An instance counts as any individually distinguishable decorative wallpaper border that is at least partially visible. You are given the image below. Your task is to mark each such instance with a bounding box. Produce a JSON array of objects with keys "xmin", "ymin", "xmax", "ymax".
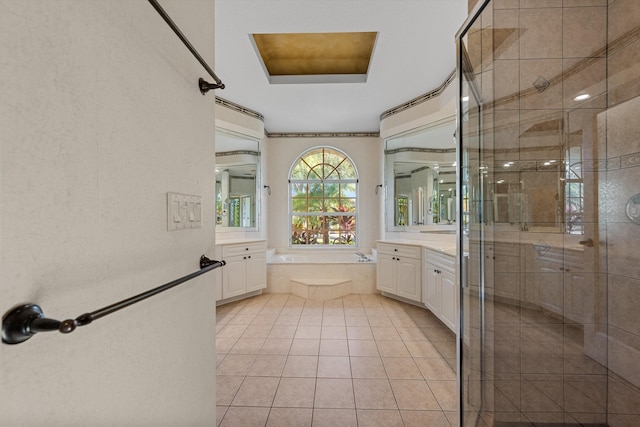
[
  {"xmin": 216, "ymin": 150, "xmax": 259, "ymax": 157},
  {"xmin": 215, "ymin": 96, "xmax": 264, "ymax": 122},
  {"xmin": 379, "ymin": 69, "xmax": 456, "ymax": 121},
  {"xmin": 385, "ymin": 147, "xmax": 456, "ymax": 155},
  {"xmin": 266, "ymin": 131, "xmax": 380, "ymax": 138}
]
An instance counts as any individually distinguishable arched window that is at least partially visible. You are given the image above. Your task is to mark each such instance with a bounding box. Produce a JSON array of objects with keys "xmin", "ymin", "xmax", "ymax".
[{"xmin": 289, "ymin": 147, "xmax": 358, "ymax": 246}]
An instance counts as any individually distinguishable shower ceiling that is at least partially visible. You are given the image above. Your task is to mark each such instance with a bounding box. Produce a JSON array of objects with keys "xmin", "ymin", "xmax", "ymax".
[{"xmin": 214, "ymin": 0, "xmax": 468, "ymax": 134}]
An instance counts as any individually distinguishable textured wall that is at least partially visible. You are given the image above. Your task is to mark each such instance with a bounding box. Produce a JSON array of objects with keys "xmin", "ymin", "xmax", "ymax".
[{"xmin": 0, "ymin": 1, "xmax": 217, "ymax": 425}]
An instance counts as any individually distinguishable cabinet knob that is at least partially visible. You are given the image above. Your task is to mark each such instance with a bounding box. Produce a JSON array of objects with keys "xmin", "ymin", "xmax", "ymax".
[
  {"xmin": 248, "ymin": 255, "xmax": 251, "ymax": 259},
  {"xmin": 245, "ymin": 247, "xmax": 249, "ymax": 250},
  {"xmin": 394, "ymin": 248, "xmax": 398, "ymax": 252},
  {"xmin": 396, "ymin": 258, "xmax": 400, "ymax": 261}
]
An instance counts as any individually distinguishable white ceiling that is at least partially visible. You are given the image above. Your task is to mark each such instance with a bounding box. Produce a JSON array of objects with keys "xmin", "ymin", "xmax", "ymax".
[{"xmin": 214, "ymin": 0, "xmax": 468, "ymax": 134}]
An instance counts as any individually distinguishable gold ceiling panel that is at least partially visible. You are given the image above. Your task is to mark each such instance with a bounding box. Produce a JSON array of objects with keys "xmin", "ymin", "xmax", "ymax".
[{"xmin": 253, "ymin": 32, "xmax": 377, "ymax": 76}]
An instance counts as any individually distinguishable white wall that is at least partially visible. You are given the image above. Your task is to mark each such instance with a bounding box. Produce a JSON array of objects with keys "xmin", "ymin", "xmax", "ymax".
[
  {"xmin": 265, "ymin": 136, "xmax": 384, "ymax": 252},
  {"xmin": 0, "ymin": 1, "xmax": 217, "ymax": 425}
]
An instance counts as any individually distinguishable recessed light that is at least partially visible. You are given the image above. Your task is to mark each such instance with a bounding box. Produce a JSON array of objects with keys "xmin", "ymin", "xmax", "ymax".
[
  {"xmin": 504, "ymin": 163, "xmax": 511, "ymax": 168},
  {"xmin": 574, "ymin": 94, "xmax": 591, "ymax": 101},
  {"xmin": 462, "ymin": 96, "xmax": 469, "ymax": 102}
]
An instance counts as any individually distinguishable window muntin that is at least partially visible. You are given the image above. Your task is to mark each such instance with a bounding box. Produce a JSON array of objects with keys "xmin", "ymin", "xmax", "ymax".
[{"xmin": 289, "ymin": 147, "xmax": 357, "ymax": 246}]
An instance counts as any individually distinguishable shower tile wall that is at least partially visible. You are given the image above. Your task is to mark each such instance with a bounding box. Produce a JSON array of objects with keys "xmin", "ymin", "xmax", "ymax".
[{"xmin": 463, "ymin": 0, "xmax": 640, "ymax": 425}]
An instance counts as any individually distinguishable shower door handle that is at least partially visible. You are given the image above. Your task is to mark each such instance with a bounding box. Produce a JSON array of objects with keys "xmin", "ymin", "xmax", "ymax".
[{"xmin": 579, "ymin": 238, "xmax": 594, "ymax": 247}]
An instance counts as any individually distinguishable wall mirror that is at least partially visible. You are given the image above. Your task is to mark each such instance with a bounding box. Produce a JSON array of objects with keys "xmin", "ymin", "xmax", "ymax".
[
  {"xmin": 385, "ymin": 117, "xmax": 457, "ymax": 232},
  {"xmin": 215, "ymin": 128, "xmax": 260, "ymax": 230}
]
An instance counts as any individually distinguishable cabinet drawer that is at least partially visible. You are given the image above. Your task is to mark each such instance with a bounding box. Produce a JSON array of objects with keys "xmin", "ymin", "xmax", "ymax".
[
  {"xmin": 377, "ymin": 243, "xmax": 421, "ymax": 259},
  {"xmin": 424, "ymin": 249, "xmax": 455, "ymax": 272},
  {"xmin": 222, "ymin": 241, "xmax": 266, "ymax": 257}
]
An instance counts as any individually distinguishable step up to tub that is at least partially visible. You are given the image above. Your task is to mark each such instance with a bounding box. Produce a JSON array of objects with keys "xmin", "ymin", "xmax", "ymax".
[{"xmin": 290, "ymin": 278, "xmax": 352, "ymax": 300}]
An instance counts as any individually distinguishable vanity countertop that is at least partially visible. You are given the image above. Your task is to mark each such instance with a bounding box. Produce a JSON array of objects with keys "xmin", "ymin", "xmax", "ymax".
[
  {"xmin": 377, "ymin": 238, "xmax": 457, "ymax": 257},
  {"xmin": 216, "ymin": 238, "xmax": 266, "ymax": 246}
]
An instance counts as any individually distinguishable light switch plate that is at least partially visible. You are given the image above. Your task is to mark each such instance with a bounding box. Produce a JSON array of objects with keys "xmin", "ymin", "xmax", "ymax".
[{"xmin": 168, "ymin": 192, "xmax": 202, "ymax": 231}]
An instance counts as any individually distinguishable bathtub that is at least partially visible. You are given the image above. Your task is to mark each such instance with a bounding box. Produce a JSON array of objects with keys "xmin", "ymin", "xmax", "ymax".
[{"xmin": 266, "ymin": 249, "xmax": 378, "ymax": 296}]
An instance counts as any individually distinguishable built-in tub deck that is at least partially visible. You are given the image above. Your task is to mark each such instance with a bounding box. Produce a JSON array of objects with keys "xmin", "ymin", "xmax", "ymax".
[{"xmin": 266, "ymin": 250, "xmax": 377, "ymax": 298}]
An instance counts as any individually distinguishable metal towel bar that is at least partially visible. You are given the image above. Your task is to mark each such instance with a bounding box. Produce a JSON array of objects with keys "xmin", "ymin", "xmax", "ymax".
[{"xmin": 2, "ymin": 255, "xmax": 225, "ymax": 345}]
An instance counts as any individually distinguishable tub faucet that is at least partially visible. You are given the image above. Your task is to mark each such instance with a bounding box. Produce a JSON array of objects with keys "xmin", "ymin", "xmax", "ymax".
[{"xmin": 355, "ymin": 252, "xmax": 370, "ymax": 262}]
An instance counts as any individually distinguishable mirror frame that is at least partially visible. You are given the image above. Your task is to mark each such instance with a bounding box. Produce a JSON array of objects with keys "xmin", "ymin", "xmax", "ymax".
[
  {"xmin": 384, "ymin": 116, "xmax": 457, "ymax": 232},
  {"xmin": 215, "ymin": 128, "xmax": 261, "ymax": 232}
]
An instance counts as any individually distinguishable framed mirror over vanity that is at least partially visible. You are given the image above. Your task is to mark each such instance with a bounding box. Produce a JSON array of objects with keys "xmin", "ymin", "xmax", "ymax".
[
  {"xmin": 215, "ymin": 128, "xmax": 261, "ymax": 230},
  {"xmin": 384, "ymin": 116, "xmax": 457, "ymax": 232}
]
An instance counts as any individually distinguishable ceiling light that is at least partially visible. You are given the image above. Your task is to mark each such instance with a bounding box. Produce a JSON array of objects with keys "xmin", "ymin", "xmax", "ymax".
[
  {"xmin": 504, "ymin": 163, "xmax": 511, "ymax": 167},
  {"xmin": 574, "ymin": 94, "xmax": 591, "ymax": 101},
  {"xmin": 462, "ymin": 96, "xmax": 469, "ymax": 102}
]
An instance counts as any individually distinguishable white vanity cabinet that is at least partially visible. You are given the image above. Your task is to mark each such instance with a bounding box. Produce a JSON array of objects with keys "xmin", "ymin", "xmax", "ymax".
[
  {"xmin": 423, "ymin": 249, "xmax": 457, "ymax": 332},
  {"xmin": 376, "ymin": 243, "xmax": 422, "ymax": 303},
  {"xmin": 217, "ymin": 240, "xmax": 266, "ymax": 301}
]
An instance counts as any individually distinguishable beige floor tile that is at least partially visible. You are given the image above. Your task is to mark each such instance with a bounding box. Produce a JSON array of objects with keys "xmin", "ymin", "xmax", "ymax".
[
  {"xmin": 372, "ymin": 327, "xmax": 402, "ymax": 341},
  {"xmin": 295, "ymin": 325, "xmax": 322, "ymax": 339},
  {"xmin": 323, "ymin": 307, "xmax": 345, "ymax": 316},
  {"xmin": 216, "ymin": 352, "xmax": 226, "ymax": 367},
  {"xmin": 227, "ymin": 314, "xmax": 257, "ymax": 325},
  {"xmin": 290, "ymin": 338, "xmax": 320, "ymax": 356},
  {"xmin": 414, "ymin": 357, "xmax": 456, "ymax": 380},
  {"xmin": 215, "ymin": 337, "xmax": 239, "ymax": 353},
  {"xmin": 347, "ymin": 339, "xmax": 378, "ymax": 357},
  {"xmin": 390, "ymin": 379, "xmax": 440, "ymax": 410},
  {"xmin": 283, "ymin": 355, "xmax": 318, "ymax": 377},
  {"xmin": 428, "ymin": 380, "xmax": 457, "ymax": 411},
  {"xmin": 312, "ymin": 408, "xmax": 357, "ymax": 427},
  {"xmin": 272, "ymin": 377, "xmax": 316, "ymax": 408},
  {"xmin": 217, "ymin": 323, "xmax": 249, "ymax": 338},
  {"xmin": 217, "ymin": 354, "xmax": 256, "ymax": 376},
  {"xmin": 299, "ymin": 315, "xmax": 323, "ymax": 325},
  {"xmin": 365, "ymin": 307, "xmax": 388, "ymax": 317},
  {"xmin": 314, "ymin": 378, "xmax": 355, "ymax": 408},
  {"xmin": 280, "ymin": 306, "xmax": 304, "ymax": 316},
  {"xmin": 229, "ymin": 337, "xmax": 265, "ymax": 354},
  {"xmin": 382, "ymin": 357, "xmax": 423, "ymax": 379},
  {"xmin": 319, "ymin": 339, "xmax": 349, "ymax": 356},
  {"xmin": 216, "ymin": 406, "xmax": 227, "ymax": 427},
  {"xmin": 345, "ymin": 315, "xmax": 369, "ymax": 326},
  {"xmin": 353, "ymin": 379, "xmax": 398, "ymax": 409},
  {"xmin": 344, "ymin": 307, "xmax": 366, "ymax": 316},
  {"xmin": 231, "ymin": 376, "xmax": 280, "ymax": 407},
  {"xmin": 318, "ymin": 356, "xmax": 352, "ymax": 378},
  {"xmin": 350, "ymin": 356, "xmax": 387, "ymax": 379},
  {"xmin": 216, "ymin": 375, "xmax": 244, "ymax": 405},
  {"xmin": 404, "ymin": 340, "xmax": 441, "ymax": 358},
  {"xmin": 366, "ymin": 315, "xmax": 394, "ymax": 327},
  {"xmin": 267, "ymin": 407, "xmax": 313, "ymax": 427},
  {"xmin": 396, "ymin": 327, "xmax": 428, "ymax": 341},
  {"xmin": 346, "ymin": 326, "xmax": 374, "ymax": 340},
  {"xmin": 376, "ymin": 340, "xmax": 411, "ymax": 358},
  {"xmin": 444, "ymin": 410, "xmax": 459, "ymax": 426},
  {"xmin": 242, "ymin": 324, "xmax": 273, "ymax": 338},
  {"xmin": 248, "ymin": 354, "xmax": 287, "ymax": 377},
  {"xmin": 390, "ymin": 316, "xmax": 420, "ymax": 328},
  {"xmin": 260, "ymin": 306, "xmax": 283, "ymax": 315},
  {"xmin": 274, "ymin": 317, "xmax": 300, "ymax": 328},
  {"xmin": 423, "ymin": 326, "xmax": 456, "ymax": 342},
  {"xmin": 323, "ymin": 300, "xmax": 344, "ymax": 309},
  {"xmin": 356, "ymin": 409, "xmax": 404, "ymax": 427},
  {"xmin": 219, "ymin": 406, "xmax": 269, "ymax": 427},
  {"xmin": 260, "ymin": 338, "xmax": 293, "ymax": 355},
  {"xmin": 400, "ymin": 410, "xmax": 451, "ymax": 427},
  {"xmin": 252, "ymin": 314, "xmax": 279, "ymax": 326},
  {"xmin": 321, "ymin": 325, "xmax": 347, "ymax": 339},
  {"xmin": 268, "ymin": 325, "xmax": 297, "ymax": 339},
  {"xmin": 322, "ymin": 315, "xmax": 346, "ymax": 326}
]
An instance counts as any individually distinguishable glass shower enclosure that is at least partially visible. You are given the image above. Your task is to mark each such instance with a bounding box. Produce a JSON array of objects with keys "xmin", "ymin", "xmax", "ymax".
[{"xmin": 457, "ymin": 1, "xmax": 640, "ymax": 426}]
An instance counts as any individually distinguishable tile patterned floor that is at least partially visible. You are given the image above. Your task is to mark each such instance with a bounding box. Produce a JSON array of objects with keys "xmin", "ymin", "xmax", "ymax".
[{"xmin": 215, "ymin": 293, "xmax": 458, "ymax": 427}]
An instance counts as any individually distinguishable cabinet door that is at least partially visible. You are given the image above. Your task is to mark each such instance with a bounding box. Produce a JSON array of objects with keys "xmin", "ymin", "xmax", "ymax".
[
  {"xmin": 423, "ymin": 261, "xmax": 440, "ymax": 313},
  {"xmin": 246, "ymin": 251, "xmax": 266, "ymax": 292},
  {"xmin": 222, "ymin": 255, "xmax": 246, "ymax": 299},
  {"xmin": 440, "ymin": 269, "xmax": 457, "ymax": 332},
  {"xmin": 376, "ymin": 253, "xmax": 396, "ymax": 293},
  {"xmin": 396, "ymin": 257, "xmax": 421, "ymax": 302}
]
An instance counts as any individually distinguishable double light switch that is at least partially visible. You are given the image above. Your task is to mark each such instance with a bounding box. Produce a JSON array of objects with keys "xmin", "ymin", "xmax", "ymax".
[{"xmin": 167, "ymin": 192, "xmax": 202, "ymax": 231}]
